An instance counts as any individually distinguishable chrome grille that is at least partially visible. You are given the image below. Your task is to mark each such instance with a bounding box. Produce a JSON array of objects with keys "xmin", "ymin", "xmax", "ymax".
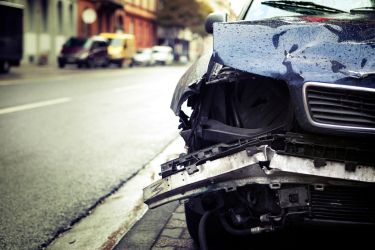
[{"xmin": 304, "ymin": 83, "xmax": 375, "ymax": 130}]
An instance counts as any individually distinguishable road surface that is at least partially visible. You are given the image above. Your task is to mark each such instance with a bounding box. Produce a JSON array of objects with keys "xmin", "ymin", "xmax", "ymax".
[{"xmin": 0, "ymin": 65, "xmax": 188, "ymax": 250}]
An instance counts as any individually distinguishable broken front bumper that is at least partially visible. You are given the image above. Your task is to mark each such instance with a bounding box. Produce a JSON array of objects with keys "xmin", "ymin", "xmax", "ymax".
[{"xmin": 144, "ymin": 134, "xmax": 375, "ymax": 209}]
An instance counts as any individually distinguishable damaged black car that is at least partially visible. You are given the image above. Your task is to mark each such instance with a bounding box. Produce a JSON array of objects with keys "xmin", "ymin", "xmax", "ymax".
[{"xmin": 144, "ymin": 0, "xmax": 375, "ymax": 247}]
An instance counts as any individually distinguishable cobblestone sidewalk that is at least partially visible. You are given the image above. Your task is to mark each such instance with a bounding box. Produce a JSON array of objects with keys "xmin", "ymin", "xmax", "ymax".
[
  {"xmin": 114, "ymin": 202, "xmax": 197, "ymax": 250},
  {"xmin": 151, "ymin": 205, "xmax": 197, "ymax": 250}
]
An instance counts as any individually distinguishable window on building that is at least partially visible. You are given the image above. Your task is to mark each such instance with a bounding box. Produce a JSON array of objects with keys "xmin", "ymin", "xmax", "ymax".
[
  {"xmin": 116, "ymin": 15, "xmax": 124, "ymax": 32},
  {"xmin": 106, "ymin": 13, "xmax": 111, "ymax": 31},
  {"xmin": 41, "ymin": 0, "xmax": 48, "ymax": 32},
  {"xmin": 69, "ymin": 4, "xmax": 74, "ymax": 31},
  {"xmin": 129, "ymin": 19, "xmax": 134, "ymax": 34},
  {"xmin": 27, "ymin": 0, "xmax": 34, "ymax": 31},
  {"xmin": 57, "ymin": 1, "xmax": 63, "ymax": 34}
]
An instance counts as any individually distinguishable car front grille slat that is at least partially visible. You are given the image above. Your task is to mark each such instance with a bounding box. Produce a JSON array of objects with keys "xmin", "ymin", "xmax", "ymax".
[
  {"xmin": 309, "ymin": 99, "xmax": 375, "ymax": 113},
  {"xmin": 305, "ymin": 84, "xmax": 375, "ymax": 129},
  {"xmin": 313, "ymin": 114, "xmax": 375, "ymax": 126},
  {"xmin": 309, "ymin": 186, "xmax": 375, "ymax": 223},
  {"xmin": 311, "ymin": 107, "xmax": 375, "ymax": 119}
]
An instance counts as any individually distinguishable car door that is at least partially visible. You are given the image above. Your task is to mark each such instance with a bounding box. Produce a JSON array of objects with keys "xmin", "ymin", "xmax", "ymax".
[{"xmin": 98, "ymin": 41, "xmax": 109, "ymax": 64}]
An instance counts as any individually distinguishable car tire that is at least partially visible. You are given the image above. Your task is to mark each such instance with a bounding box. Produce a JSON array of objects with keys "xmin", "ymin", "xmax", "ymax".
[
  {"xmin": 0, "ymin": 60, "xmax": 11, "ymax": 73},
  {"xmin": 184, "ymin": 202, "xmax": 202, "ymax": 242},
  {"xmin": 86, "ymin": 59, "xmax": 95, "ymax": 68},
  {"xmin": 102, "ymin": 59, "xmax": 109, "ymax": 68},
  {"xmin": 117, "ymin": 61, "xmax": 123, "ymax": 68},
  {"xmin": 58, "ymin": 62, "xmax": 65, "ymax": 69},
  {"xmin": 129, "ymin": 60, "xmax": 134, "ymax": 68}
]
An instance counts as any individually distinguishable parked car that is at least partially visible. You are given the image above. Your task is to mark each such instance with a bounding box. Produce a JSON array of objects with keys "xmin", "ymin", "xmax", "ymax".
[
  {"xmin": 0, "ymin": 1, "xmax": 23, "ymax": 73},
  {"xmin": 133, "ymin": 48, "xmax": 155, "ymax": 66},
  {"xmin": 144, "ymin": 0, "xmax": 375, "ymax": 247},
  {"xmin": 99, "ymin": 33, "xmax": 136, "ymax": 67},
  {"xmin": 58, "ymin": 36, "xmax": 109, "ymax": 68},
  {"xmin": 152, "ymin": 46, "xmax": 174, "ymax": 65}
]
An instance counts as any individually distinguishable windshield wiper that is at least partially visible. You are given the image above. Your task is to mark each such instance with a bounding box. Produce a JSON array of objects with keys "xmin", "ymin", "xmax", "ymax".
[{"xmin": 262, "ymin": 1, "xmax": 346, "ymax": 15}]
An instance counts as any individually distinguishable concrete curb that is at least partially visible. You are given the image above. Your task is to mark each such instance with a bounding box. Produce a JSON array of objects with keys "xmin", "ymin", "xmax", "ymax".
[{"xmin": 47, "ymin": 137, "xmax": 185, "ymax": 250}]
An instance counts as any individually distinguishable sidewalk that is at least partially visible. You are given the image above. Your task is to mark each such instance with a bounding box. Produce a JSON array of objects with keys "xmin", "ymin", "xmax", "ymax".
[
  {"xmin": 114, "ymin": 203, "xmax": 197, "ymax": 250},
  {"xmin": 0, "ymin": 64, "xmax": 79, "ymax": 84},
  {"xmin": 46, "ymin": 138, "xmax": 186, "ymax": 250}
]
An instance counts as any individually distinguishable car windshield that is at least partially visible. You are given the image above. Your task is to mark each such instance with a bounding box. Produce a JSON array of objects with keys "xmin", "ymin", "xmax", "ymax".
[
  {"xmin": 245, "ymin": 0, "xmax": 375, "ymax": 20},
  {"xmin": 64, "ymin": 38, "xmax": 86, "ymax": 48},
  {"xmin": 153, "ymin": 47, "xmax": 171, "ymax": 53},
  {"xmin": 110, "ymin": 38, "xmax": 123, "ymax": 47},
  {"xmin": 83, "ymin": 39, "xmax": 94, "ymax": 49},
  {"xmin": 137, "ymin": 49, "xmax": 151, "ymax": 54}
]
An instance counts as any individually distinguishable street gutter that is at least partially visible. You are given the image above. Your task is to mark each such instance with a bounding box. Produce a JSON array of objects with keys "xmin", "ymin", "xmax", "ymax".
[{"xmin": 46, "ymin": 137, "xmax": 185, "ymax": 250}]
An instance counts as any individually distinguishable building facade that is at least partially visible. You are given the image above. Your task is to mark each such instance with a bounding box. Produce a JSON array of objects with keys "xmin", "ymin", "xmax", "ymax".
[
  {"xmin": 5, "ymin": 0, "xmax": 77, "ymax": 65},
  {"xmin": 207, "ymin": 0, "xmax": 237, "ymax": 20},
  {"xmin": 76, "ymin": 0, "xmax": 157, "ymax": 48},
  {"xmin": 76, "ymin": 0, "xmax": 126, "ymax": 37},
  {"xmin": 124, "ymin": 0, "xmax": 157, "ymax": 48}
]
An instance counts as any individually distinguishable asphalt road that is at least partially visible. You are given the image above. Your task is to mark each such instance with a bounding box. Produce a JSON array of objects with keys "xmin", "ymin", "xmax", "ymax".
[{"xmin": 0, "ymin": 65, "xmax": 188, "ymax": 250}]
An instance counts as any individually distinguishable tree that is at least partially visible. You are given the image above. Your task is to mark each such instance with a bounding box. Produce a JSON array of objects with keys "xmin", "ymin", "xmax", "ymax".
[{"xmin": 157, "ymin": 0, "xmax": 213, "ymax": 36}]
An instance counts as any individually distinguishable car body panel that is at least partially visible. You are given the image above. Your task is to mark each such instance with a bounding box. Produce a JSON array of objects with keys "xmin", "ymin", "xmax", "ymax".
[
  {"xmin": 152, "ymin": 46, "xmax": 174, "ymax": 65},
  {"xmin": 133, "ymin": 48, "xmax": 155, "ymax": 65},
  {"xmin": 58, "ymin": 37, "xmax": 109, "ymax": 67},
  {"xmin": 146, "ymin": 4, "xmax": 375, "ymax": 235},
  {"xmin": 212, "ymin": 15, "xmax": 375, "ymax": 84},
  {"xmin": 100, "ymin": 33, "xmax": 136, "ymax": 62},
  {"xmin": 171, "ymin": 14, "xmax": 375, "ymax": 135}
]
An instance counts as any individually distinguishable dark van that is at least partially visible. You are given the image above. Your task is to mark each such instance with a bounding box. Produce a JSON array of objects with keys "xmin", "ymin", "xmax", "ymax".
[
  {"xmin": 58, "ymin": 36, "xmax": 109, "ymax": 68},
  {"xmin": 0, "ymin": 2, "xmax": 23, "ymax": 73}
]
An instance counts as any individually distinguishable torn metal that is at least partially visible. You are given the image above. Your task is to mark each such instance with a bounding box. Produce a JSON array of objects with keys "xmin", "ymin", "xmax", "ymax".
[
  {"xmin": 144, "ymin": 134, "xmax": 375, "ymax": 208},
  {"xmin": 150, "ymin": 10, "xmax": 375, "ymax": 236}
]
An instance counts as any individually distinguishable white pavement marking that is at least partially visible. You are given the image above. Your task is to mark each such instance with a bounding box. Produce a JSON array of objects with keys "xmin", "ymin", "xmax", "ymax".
[
  {"xmin": 47, "ymin": 137, "xmax": 185, "ymax": 250},
  {"xmin": 0, "ymin": 98, "xmax": 71, "ymax": 115}
]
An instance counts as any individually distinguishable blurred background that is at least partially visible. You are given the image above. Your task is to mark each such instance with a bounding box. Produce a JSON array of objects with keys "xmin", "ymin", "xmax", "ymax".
[
  {"xmin": 0, "ymin": 1, "xmax": 245, "ymax": 250},
  {"xmin": 1, "ymin": 0, "xmax": 244, "ymax": 70}
]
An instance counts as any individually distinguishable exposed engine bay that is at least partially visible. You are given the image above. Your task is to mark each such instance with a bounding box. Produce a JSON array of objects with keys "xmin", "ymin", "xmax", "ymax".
[
  {"xmin": 144, "ymin": 9, "xmax": 375, "ymax": 246},
  {"xmin": 144, "ymin": 67, "xmax": 375, "ymax": 238}
]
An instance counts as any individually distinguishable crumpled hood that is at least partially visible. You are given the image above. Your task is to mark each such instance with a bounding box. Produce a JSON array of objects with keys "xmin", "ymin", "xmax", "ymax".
[
  {"xmin": 171, "ymin": 14, "xmax": 375, "ymax": 115},
  {"xmin": 213, "ymin": 14, "xmax": 375, "ymax": 84}
]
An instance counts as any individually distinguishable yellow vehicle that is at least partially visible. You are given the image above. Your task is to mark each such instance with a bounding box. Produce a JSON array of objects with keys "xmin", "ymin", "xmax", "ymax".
[{"xmin": 99, "ymin": 33, "xmax": 136, "ymax": 67}]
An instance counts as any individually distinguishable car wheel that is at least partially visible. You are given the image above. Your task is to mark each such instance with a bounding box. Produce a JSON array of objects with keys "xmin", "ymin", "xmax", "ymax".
[
  {"xmin": 117, "ymin": 61, "xmax": 123, "ymax": 68},
  {"xmin": 102, "ymin": 59, "xmax": 110, "ymax": 68},
  {"xmin": 58, "ymin": 62, "xmax": 65, "ymax": 69},
  {"xmin": 184, "ymin": 202, "xmax": 202, "ymax": 242},
  {"xmin": 86, "ymin": 59, "xmax": 95, "ymax": 68},
  {"xmin": 0, "ymin": 60, "xmax": 11, "ymax": 73}
]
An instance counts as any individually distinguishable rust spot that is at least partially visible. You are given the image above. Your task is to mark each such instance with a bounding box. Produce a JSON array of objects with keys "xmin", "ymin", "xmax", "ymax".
[{"xmin": 100, "ymin": 202, "xmax": 146, "ymax": 250}]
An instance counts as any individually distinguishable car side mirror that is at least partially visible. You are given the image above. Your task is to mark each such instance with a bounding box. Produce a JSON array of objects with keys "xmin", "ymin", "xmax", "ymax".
[{"xmin": 205, "ymin": 12, "xmax": 228, "ymax": 34}]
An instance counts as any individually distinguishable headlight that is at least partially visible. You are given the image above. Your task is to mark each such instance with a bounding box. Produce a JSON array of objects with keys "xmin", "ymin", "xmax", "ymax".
[{"xmin": 79, "ymin": 52, "xmax": 89, "ymax": 59}]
